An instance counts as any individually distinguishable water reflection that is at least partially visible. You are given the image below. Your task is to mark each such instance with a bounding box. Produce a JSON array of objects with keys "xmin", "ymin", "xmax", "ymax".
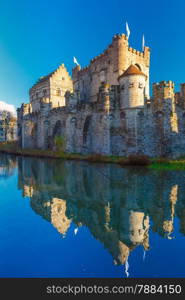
[
  {"xmin": 13, "ymin": 156, "xmax": 185, "ymax": 266},
  {"xmin": 0, "ymin": 155, "xmax": 17, "ymax": 179}
]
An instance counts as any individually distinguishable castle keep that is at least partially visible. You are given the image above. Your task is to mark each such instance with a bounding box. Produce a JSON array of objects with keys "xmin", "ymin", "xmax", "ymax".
[{"xmin": 17, "ymin": 33, "xmax": 185, "ymax": 157}]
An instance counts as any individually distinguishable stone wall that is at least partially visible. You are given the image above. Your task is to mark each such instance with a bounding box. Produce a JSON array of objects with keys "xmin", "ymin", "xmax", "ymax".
[
  {"xmin": 18, "ymin": 81, "xmax": 185, "ymax": 158},
  {"xmin": 72, "ymin": 34, "xmax": 150, "ymax": 103},
  {"xmin": 0, "ymin": 112, "xmax": 17, "ymax": 142},
  {"xmin": 17, "ymin": 33, "xmax": 185, "ymax": 158},
  {"xmin": 29, "ymin": 64, "xmax": 73, "ymax": 113}
]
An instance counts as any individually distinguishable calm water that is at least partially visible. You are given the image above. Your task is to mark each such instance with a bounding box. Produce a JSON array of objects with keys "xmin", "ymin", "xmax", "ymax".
[{"xmin": 0, "ymin": 154, "xmax": 185, "ymax": 278}]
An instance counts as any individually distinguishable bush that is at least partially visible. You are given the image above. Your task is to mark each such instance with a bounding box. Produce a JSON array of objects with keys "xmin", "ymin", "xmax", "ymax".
[
  {"xmin": 119, "ymin": 154, "xmax": 151, "ymax": 166},
  {"xmin": 54, "ymin": 136, "xmax": 66, "ymax": 151}
]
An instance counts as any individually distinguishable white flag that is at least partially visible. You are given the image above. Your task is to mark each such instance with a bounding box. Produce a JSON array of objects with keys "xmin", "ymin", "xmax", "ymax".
[
  {"xmin": 73, "ymin": 56, "xmax": 79, "ymax": 65},
  {"xmin": 125, "ymin": 258, "xmax": 129, "ymax": 278},
  {"xmin": 142, "ymin": 34, "xmax": 145, "ymax": 51},
  {"xmin": 74, "ymin": 228, "xmax": 78, "ymax": 235},
  {"xmin": 126, "ymin": 22, "xmax": 130, "ymax": 39}
]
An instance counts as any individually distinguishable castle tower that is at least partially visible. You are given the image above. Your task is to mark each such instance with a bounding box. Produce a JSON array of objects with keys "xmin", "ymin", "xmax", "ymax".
[
  {"xmin": 177, "ymin": 83, "xmax": 185, "ymax": 108},
  {"xmin": 180, "ymin": 83, "xmax": 185, "ymax": 100},
  {"xmin": 72, "ymin": 64, "xmax": 81, "ymax": 98},
  {"xmin": 71, "ymin": 34, "xmax": 150, "ymax": 103},
  {"xmin": 98, "ymin": 83, "xmax": 111, "ymax": 111},
  {"xmin": 111, "ymin": 34, "xmax": 129, "ymax": 75},
  {"xmin": 152, "ymin": 81, "xmax": 175, "ymax": 111},
  {"xmin": 51, "ymin": 198, "xmax": 71, "ymax": 236},
  {"xmin": 118, "ymin": 64, "xmax": 147, "ymax": 109}
]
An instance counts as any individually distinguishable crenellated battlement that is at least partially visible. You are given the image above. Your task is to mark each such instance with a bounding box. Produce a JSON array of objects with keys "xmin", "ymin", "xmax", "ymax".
[
  {"xmin": 128, "ymin": 47, "xmax": 143, "ymax": 56},
  {"xmin": 152, "ymin": 81, "xmax": 176, "ymax": 112},
  {"xmin": 90, "ymin": 52, "xmax": 107, "ymax": 63},
  {"xmin": 112, "ymin": 33, "xmax": 128, "ymax": 41},
  {"xmin": 72, "ymin": 32, "xmax": 150, "ymax": 101},
  {"xmin": 17, "ymin": 28, "xmax": 185, "ymax": 158},
  {"xmin": 153, "ymin": 81, "xmax": 175, "ymax": 97},
  {"xmin": 153, "ymin": 80, "xmax": 174, "ymax": 88},
  {"xmin": 72, "ymin": 32, "xmax": 149, "ymax": 75}
]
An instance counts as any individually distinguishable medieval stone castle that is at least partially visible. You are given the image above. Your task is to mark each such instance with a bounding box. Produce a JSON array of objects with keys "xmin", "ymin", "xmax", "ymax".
[{"xmin": 17, "ymin": 32, "xmax": 185, "ymax": 157}]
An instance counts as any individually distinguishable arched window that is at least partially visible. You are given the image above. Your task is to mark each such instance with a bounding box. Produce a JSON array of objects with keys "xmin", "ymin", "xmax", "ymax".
[
  {"xmin": 70, "ymin": 117, "xmax": 77, "ymax": 125},
  {"xmin": 53, "ymin": 120, "xmax": 62, "ymax": 137},
  {"xmin": 43, "ymin": 89, "xmax": 47, "ymax": 96},
  {"xmin": 138, "ymin": 111, "xmax": 144, "ymax": 117},
  {"xmin": 135, "ymin": 64, "xmax": 142, "ymax": 71}
]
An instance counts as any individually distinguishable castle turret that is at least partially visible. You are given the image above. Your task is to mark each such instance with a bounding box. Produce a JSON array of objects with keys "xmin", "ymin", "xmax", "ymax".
[
  {"xmin": 173, "ymin": 83, "xmax": 185, "ymax": 108},
  {"xmin": 180, "ymin": 83, "xmax": 185, "ymax": 99},
  {"xmin": 118, "ymin": 64, "xmax": 147, "ymax": 109},
  {"xmin": 98, "ymin": 83, "xmax": 111, "ymax": 111},
  {"xmin": 21, "ymin": 103, "xmax": 31, "ymax": 116},
  {"xmin": 178, "ymin": 83, "xmax": 185, "ymax": 108},
  {"xmin": 152, "ymin": 81, "xmax": 175, "ymax": 111},
  {"xmin": 111, "ymin": 34, "xmax": 129, "ymax": 75}
]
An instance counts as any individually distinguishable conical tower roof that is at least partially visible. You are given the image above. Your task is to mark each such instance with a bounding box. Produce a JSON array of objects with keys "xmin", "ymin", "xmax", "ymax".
[{"xmin": 118, "ymin": 64, "xmax": 147, "ymax": 80}]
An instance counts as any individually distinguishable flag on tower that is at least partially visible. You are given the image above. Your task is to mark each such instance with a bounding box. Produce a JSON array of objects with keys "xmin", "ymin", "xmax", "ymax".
[
  {"xmin": 126, "ymin": 22, "xmax": 130, "ymax": 39},
  {"xmin": 142, "ymin": 34, "xmax": 145, "ymax": 51},
  {"xmin": 73, "ymin": 56, "xmax": 79, "ymax": 65}
]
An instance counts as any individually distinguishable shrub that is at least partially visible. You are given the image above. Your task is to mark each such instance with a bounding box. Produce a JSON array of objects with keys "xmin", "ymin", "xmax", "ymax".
[{"xmin": 54, "ymin": 136, "xmax": 66, "ymax": 151}]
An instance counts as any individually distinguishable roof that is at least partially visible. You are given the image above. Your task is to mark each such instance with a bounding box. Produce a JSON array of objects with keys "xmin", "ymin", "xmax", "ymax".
[
  {"xmin": 35, "ymin": 71, "xmax": 55, "ymax": 85},
  {"xmin": 30, "ymin": 63, "xmax": 70, "ymax": 90},
  {"xmin": 118, "ymin": 64, "xmax": 147, "ymax": 79}
]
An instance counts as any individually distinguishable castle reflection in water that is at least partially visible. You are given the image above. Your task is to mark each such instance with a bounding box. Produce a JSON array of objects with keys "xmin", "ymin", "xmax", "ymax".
[
  {"xmin": 3, "ymin": 154, "xmax": 185, "ymax": 266},
  {"xmin": 0, "ymin": 155, "xmax": 17, "ymax": 179}
]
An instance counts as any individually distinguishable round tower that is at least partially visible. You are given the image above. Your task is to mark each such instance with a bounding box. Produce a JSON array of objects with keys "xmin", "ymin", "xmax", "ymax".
[{"xmin": 118, "ymin": 64, "xmax": 147, "ymax": 109}]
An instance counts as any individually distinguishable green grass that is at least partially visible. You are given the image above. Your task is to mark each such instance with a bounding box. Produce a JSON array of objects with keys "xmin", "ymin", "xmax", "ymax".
[
  {"xmin": 150, "ymin": 159, "xmax": 185, "ymax": 171},
  {"xmin": 1, "ymin": 141, "xmax": 185, "ymax": 170}
]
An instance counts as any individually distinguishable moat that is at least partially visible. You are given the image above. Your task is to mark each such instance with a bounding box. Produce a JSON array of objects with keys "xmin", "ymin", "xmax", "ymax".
[{"xmin": 0, "ymin": 153, "xmax": 185, "ymax": 278}]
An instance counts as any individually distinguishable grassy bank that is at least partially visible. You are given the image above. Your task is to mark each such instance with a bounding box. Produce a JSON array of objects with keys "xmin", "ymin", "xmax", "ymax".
[
  {"xmin": 0, "ymin": 141, "xmax": 124, "ymax": 163},
  {"xmin": 1, "ymin": 141, "xmax": 185, "ymax": 170},
  {"xmin": 150, "ymin": 159, "xmax": 185, "ymax": 171}
]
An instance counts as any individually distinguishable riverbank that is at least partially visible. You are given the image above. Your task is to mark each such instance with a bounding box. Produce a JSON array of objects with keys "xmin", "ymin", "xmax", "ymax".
[{"xmin": 1, "ymin": 141, "xmax": 185, "ymax": 170}]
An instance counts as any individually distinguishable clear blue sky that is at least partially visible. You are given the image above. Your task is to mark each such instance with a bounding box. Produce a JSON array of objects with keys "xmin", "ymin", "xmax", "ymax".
[{"xmin": 0, "ymin": 0, "xmax": 185, "ymax": 108}]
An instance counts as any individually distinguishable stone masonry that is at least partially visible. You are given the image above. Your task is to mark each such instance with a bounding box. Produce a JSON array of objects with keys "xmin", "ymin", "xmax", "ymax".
[
  {"xmin": 17, "ymin": 33, "xmax": 185, "ymax": 158},
  {"xmin": 0, "ymin": 111, "xmax": 17, "ymax": 142}
]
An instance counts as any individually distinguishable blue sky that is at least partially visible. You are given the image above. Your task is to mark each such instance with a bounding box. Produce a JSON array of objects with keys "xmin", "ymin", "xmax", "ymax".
[{"xmin": 0, "ymin": 0, "xmax": 185, "ymax": 109}]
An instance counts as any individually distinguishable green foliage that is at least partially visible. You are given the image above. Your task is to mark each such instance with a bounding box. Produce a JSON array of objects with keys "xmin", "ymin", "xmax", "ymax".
[
  {"xmin": 150, "ymin": 160, "xmax": 185, "ymax": 171},
  {"xmin": 54, "ymin": 136, "xmax": 66, "ymax": 151}
]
